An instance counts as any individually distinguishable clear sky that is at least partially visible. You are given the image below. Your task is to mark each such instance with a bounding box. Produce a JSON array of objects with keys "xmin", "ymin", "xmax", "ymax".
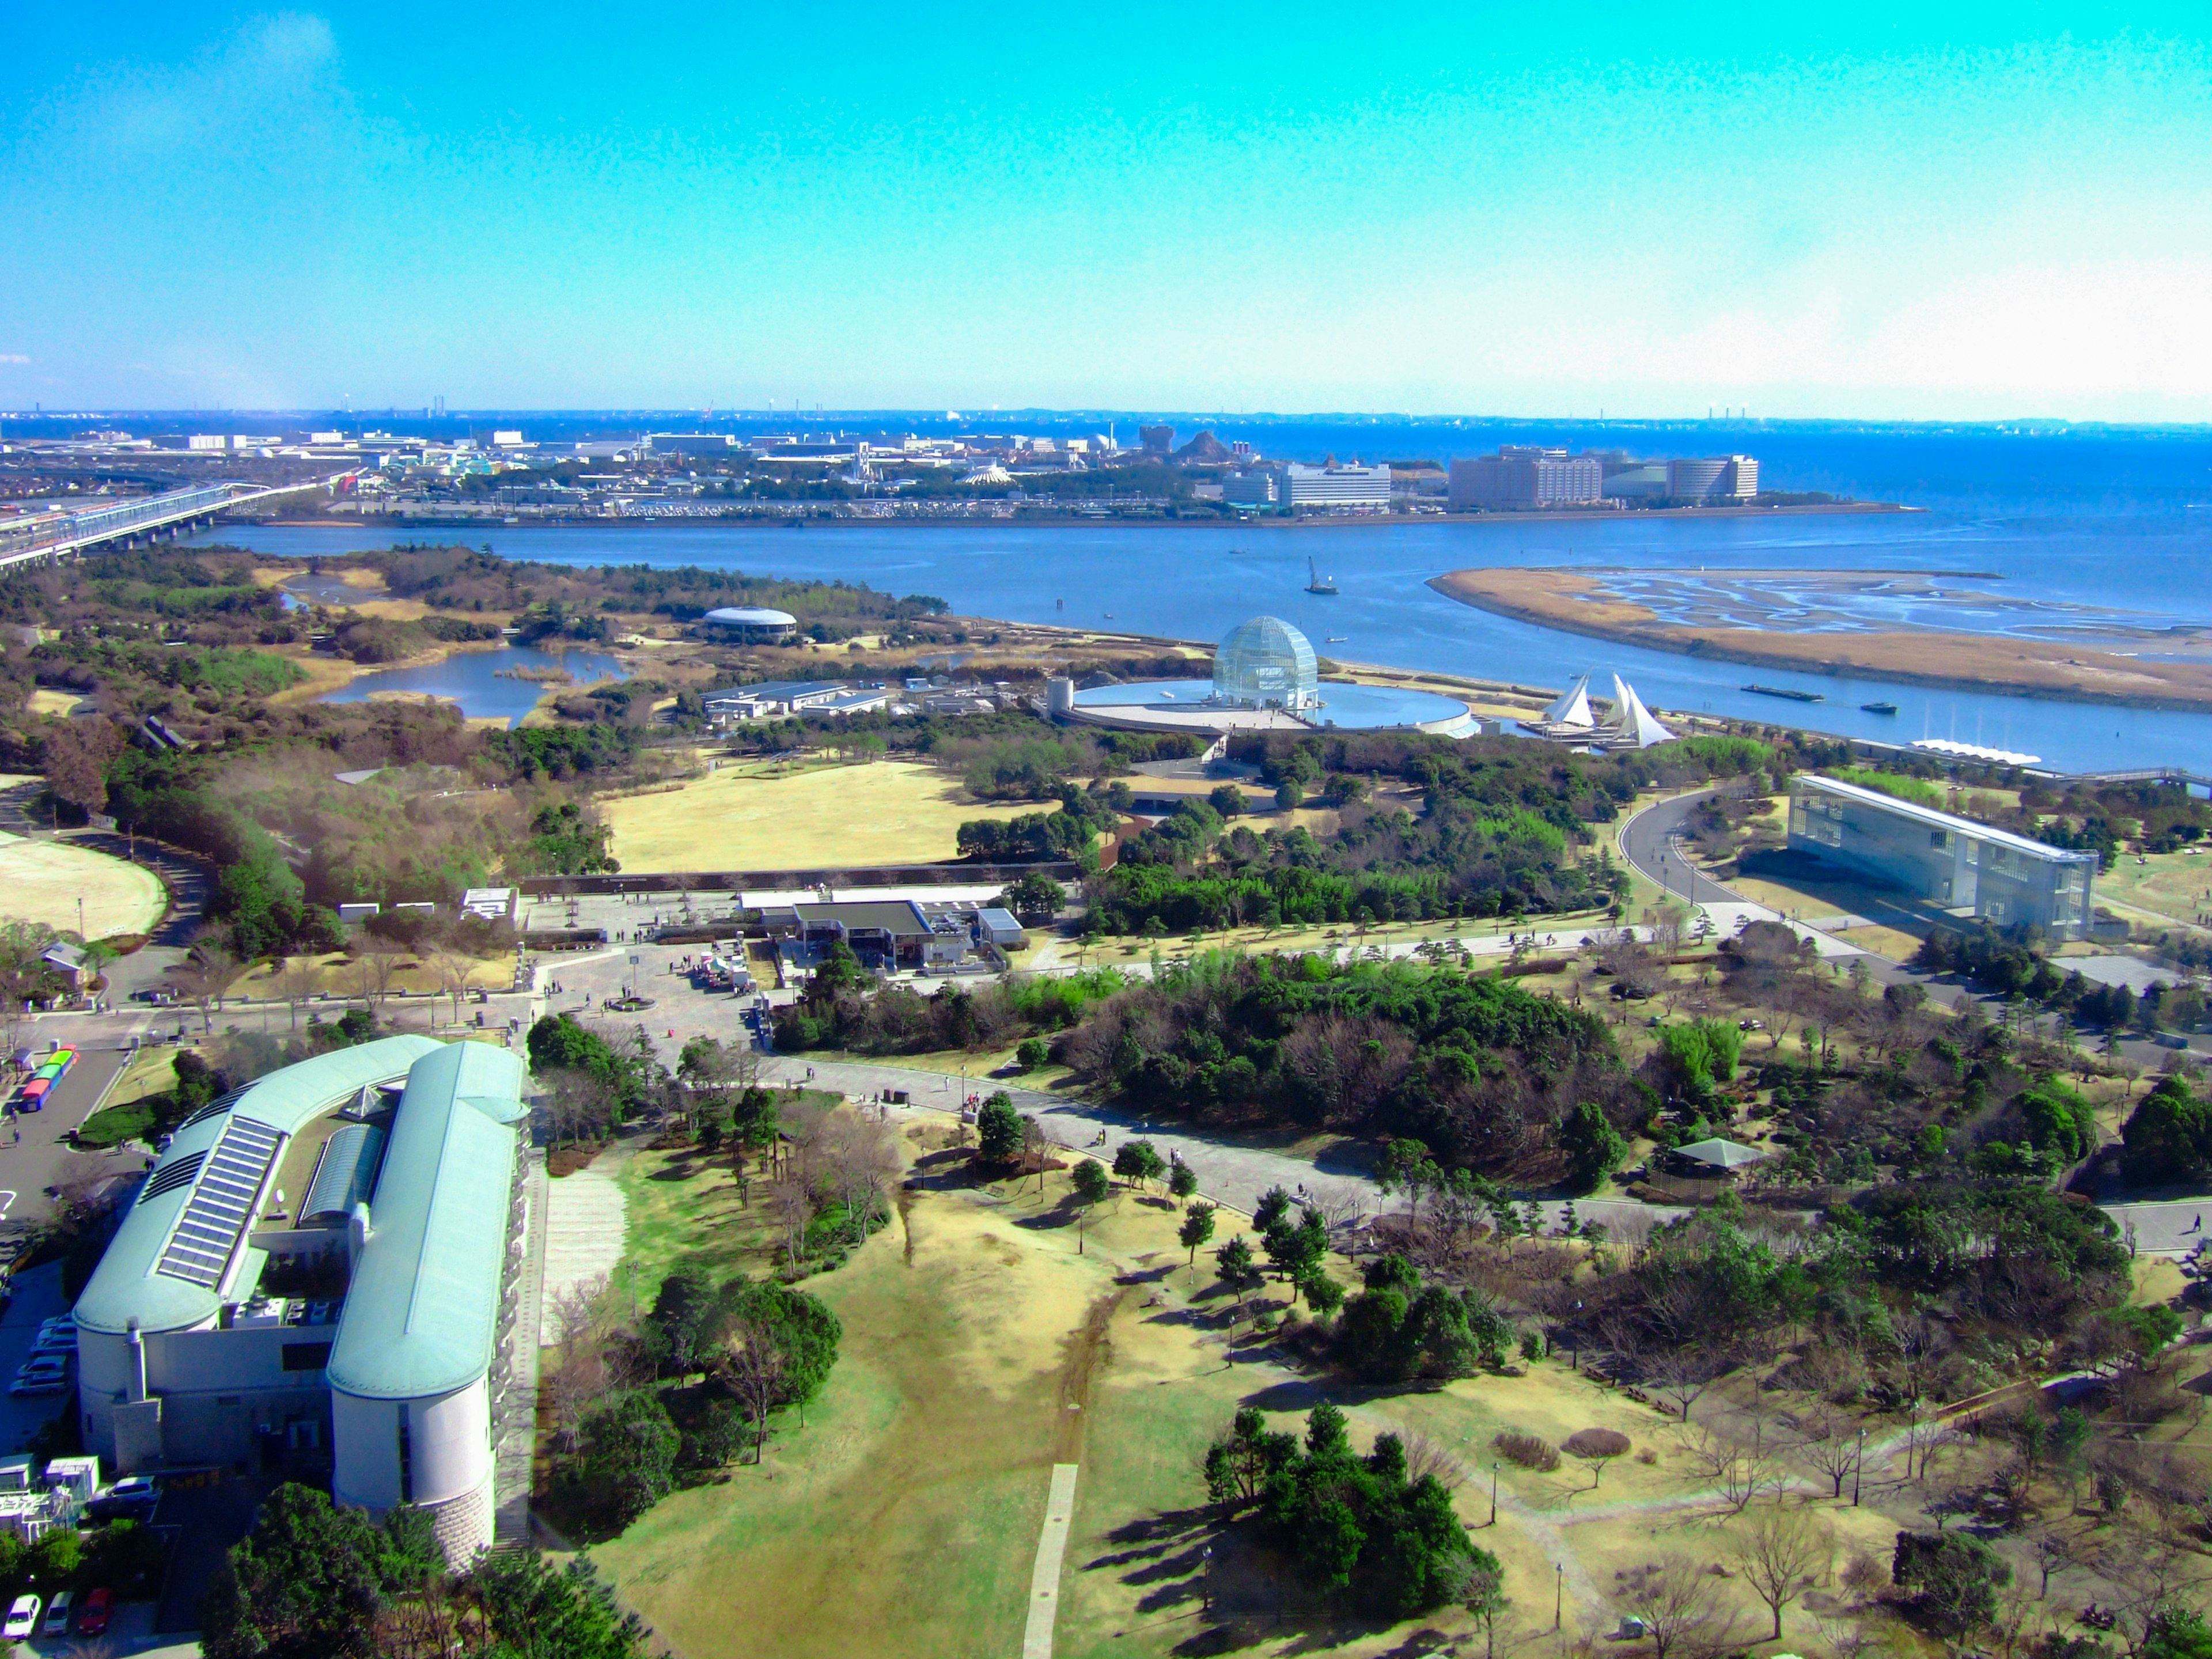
[{"xmin": 3, "ymin": 5, "xmax": 2209, "ymax": 420}]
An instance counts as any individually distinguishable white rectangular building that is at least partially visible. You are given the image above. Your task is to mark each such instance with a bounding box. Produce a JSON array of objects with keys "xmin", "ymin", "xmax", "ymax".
[{"xmin": 1281, "ymin": 462, "xmax": 1392, "ymax": 513}]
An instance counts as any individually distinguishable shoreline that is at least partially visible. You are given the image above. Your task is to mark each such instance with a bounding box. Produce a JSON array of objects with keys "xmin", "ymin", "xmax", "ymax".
[
  {"xmin": 245, "ymin": 499, "xmax": 1912, "ymax": 534},
  {"xmin": 1430, "ymin": 568, "xmax": 2212, "ymax": 713}
]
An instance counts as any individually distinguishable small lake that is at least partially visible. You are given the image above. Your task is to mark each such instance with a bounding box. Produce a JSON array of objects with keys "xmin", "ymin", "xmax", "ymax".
[{"xmin": 321, "ymin": 643, "xmax": 630, "ymax": 727}]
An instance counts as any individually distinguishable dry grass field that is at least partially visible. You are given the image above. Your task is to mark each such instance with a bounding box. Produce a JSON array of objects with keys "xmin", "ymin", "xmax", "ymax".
[
  {"xmin": 582, "ymin": 1113, "xmax": 1960, "ymax": 1659},
  {"xmin": 601, "ymin": 759, "xmax": 1045, "ymax": 872},
  {"xmin": 0, "ymin": 832, "xmax": 166, "ymax": 938},
  {"xmin": 2093, "ymin": 845, "xmax": 2212, "ymax": 935}
]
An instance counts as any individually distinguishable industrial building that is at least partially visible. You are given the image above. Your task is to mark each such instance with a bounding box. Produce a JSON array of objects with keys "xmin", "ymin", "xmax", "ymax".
[
  {"xmin": 1447, "ymin": 449, "xmax": 1604, "ymax": 510},
  {"xmin": 1787, "ymin": 774, "xmax": 2097, "ymax": 937},
  {"xmin": 760, "ymin": 898, "xmax": 1027, "ymax": 974},
  {"xmin": 73, "ymin": 1037, "xmax": 527, "ymax": 1561}
]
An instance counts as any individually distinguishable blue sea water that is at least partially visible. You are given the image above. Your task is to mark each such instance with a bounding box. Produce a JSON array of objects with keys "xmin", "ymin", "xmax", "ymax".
[{"xmin": 194, "ymin": 425, "xmax": 2212, "ymax": 772}]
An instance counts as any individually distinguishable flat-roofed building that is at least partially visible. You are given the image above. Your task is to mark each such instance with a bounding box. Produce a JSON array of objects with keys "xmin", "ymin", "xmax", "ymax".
[
  {"xmin": 1448, "ymin": 452, "xmax": 1604, "ymax": 509},
  {"xmin": 1787, "ymin": 774, "xmax": 2096, "ymax": 937},
  {"xmin": 1666, "ymin": 455, "xmax": 1759, "ymax": 500},
  {"xmin": 73, "ymin": 1037, "xmax": 528, "ymax": 1560},
  {"xmin": 1281, "ymin": 462, "xmax": 1392, "ymax": 513}
]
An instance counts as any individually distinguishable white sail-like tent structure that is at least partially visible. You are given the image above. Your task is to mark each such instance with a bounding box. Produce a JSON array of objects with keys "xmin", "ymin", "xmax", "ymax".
[
  {"xmin": 1601, "ymin": 674, "xmax": 1676, "ymax": 749},
  {"xmin": 1528, "ymin": 674, "xmax": 1595, "ymax": 733}
]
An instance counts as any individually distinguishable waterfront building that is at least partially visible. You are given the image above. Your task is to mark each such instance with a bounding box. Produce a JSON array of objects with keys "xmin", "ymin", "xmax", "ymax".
[
  {"xmin": 1220, "ymin": 469, "xmax": 1281, "ymax": 506},
  {"xmin": 1213, "ymin": 615, "xmax": 1321, "ymax": 710},
  {"xmin": 74, "ymin": 1039, "xmax": 527, "ymax": 1560},
  {"xmin": 1447, "ymin": 450, "xmax": 1604, "ymax": 510},
  {"xmin": 1666, "ymin": 456, "xmax": 1759, "ymax": 499},
  {"xmin": 1281, "ymin": 461, "xmax": 1391, "ymax": 513},
  {"xmin": 699, "ymin": 606, "xmax": 798, "ymax": 642},
  {"xmin": 1787, "ymin": 774, "xmax": 2096, "ymax": 936}
]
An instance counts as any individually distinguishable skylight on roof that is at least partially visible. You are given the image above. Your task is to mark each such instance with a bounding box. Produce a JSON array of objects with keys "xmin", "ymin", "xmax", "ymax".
[{"xmin": 157, "ymin": 1116, "xmax": 282, "ymax": 1288}]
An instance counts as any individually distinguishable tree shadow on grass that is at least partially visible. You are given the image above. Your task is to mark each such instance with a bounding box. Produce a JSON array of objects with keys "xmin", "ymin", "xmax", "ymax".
[{"xmin": 649, "ymin": 1158, "xmax": 709, "ymax": 1181}]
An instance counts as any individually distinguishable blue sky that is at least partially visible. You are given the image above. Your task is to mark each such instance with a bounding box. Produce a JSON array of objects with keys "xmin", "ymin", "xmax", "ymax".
[{"xmin": 2, "ymin": 5, "xmax": 2209, "ymax": 419}]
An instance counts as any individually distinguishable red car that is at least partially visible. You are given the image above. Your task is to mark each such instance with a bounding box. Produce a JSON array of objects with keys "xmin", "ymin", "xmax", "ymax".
[{"xmin": 74, "ymin": 1588, "xmax": 112, "ymax": 1635}]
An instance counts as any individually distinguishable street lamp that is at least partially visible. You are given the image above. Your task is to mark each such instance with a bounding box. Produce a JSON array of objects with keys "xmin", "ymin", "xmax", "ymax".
[
  {"xmin": 1554, "ymin": 1563, "xmax": 1563, "ymax": 1630},
  {"xmin": 1490, "ymin": 1461, "xmax": 1499, "ymax": 1527}
]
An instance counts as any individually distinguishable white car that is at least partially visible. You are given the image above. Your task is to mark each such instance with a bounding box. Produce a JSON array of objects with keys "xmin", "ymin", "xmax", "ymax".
[
  {"xmin": 3, "ymin": 1594, "xmax": 39, "ymax": 1639},
  {"xmin": 41, "ymin": 1589, "xmax": 71, "ymax": 1635},
  {"xmin": 9, "ymin": 1372, "xmax": 67, "ymax": 1397}
]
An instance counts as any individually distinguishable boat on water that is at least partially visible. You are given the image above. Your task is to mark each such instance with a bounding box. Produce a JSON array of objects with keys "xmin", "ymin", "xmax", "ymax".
[
  {"xmin": 1743, "ymin": 683, "xmax": 1825, "ymax": 703},
  {"xmin": 1325, "ymin": 635, "xmax": 1349, "ymax": 643},
  {"xmin": 1861, "ymin": 700, "xmax": 1899, "ymax": 715},
  {"xmin": 1305, "ymin": 557, "xmax": 1339, "ymax": 595}
]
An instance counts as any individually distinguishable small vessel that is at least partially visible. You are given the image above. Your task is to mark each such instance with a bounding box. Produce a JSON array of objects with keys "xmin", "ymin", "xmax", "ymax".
[
  {"xmin": 1305, "ymin": 556, "xmax": 1339, "ymax": 595},
  {"xmin": 1325, "ymin": 635, "xmax": 1349, "ymax": 643},
  {"xmin": 1861, "ymin": 700, "xmax": 1899, "ymax": 715},
  {"xmin": 1743, "ymin": 683, "xmax": 1824, "ymax": 703}
]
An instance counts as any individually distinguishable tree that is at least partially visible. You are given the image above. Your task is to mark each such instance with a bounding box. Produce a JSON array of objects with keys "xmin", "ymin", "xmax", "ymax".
[
  {"xmin": 430, "ymin": 946, "xmax": 478, "ymax": 1027},
  {"xmin": 1893, "ymin": 1529, "xmax": 2010, "ymax": 1635},
  {"xmin": 1168, "ymin": 1161, "xmax": 1199, "ymax": 1207},
  {"xmin": 1216, "ymin": 1233, "xmax": 1256, "ymax": 1292},
  {"xmin": 1253, "ymin": 1185, "xmax": 1294, "ymax": 1230},
  {"xmin": 274, "ymin": 955, "xmax": 321, "ymax": 1032},
  {"xmin": 1733, "ymin": 1503, "xmax": 1832, "ymax": 1639},
  {"xmin": 465, "ymin": 1550, "xmax": 650, "ymax": 1658},
  {"xmin": 1794, "ymin": 1410, "xmax": 1864, "ymax": 1501},
  {"xmin": 560, "ymin": 1391, "xmax": 679, "ymax": 1535},
  {"xmin": 171, "ymin": 926, "xmax": 238, "ymax": 1034},
  {"xmin": 1015, "ymin": 1035, "xmax": 1050, "ymax": 1073},
  {"xmin": 719, "ymin": 1316, "xmax": 788, "ymax": 1467},
  {"xmin": 41, "ymin": 716, "xmax": 126, "ymax": 825},
  {"xmin": 1563, "ymin": 1427, "xmax": 1631, "ymax": 1490},
  {"xmin": 1180, "ymin": 1202, "xmax": 1217, "ymax": 1269},
  {"xmin": 1618, "ymin": 1558, "xmax": 1733, "ymax": 1659},
  {"xmin": 1112, "ymin": 1138, "xmax": 1165, "ymax": 1189},
  {"xmin": 1559, "ymin": 1100, "xmax": 1627, "ymax": 1191},
  {"xmin": 1070, "ymin": 1157, "xmax": 1111, "ymax": 1208},
  {"xmin": 202, "ymin": 1483, "xmax": 438, "ymax": 1659},
  {"xmin": 1205, "ymin": 1407, "xmax": 1298, "ymax": 1506},
  {"xmin": 975, "ymin": 1092, "xmax": 1024, "ymax": 1165}
]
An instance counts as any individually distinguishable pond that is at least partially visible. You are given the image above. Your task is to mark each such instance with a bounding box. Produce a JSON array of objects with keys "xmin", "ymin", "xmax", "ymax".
[{"xmin": 320, "ymin": 642, "xmax": 630, "ymax": 727}]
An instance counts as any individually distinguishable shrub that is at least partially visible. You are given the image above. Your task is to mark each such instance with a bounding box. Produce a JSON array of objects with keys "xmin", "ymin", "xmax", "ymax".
[
  {"xmin": 1493, "ymin": 1431, "xmax": 1559, "ymax": 1472},
  {"xmin": 1893, "ymin": 1529, "xmax": 2010, "ymax": 1635},
  {"xmin": 1562, "ymin": 1428, "xmax": 1631, "ymax": 1459}
]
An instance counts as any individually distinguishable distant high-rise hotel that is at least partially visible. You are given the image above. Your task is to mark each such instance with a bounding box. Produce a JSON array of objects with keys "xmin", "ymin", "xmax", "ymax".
[
  {"xmin": 1280, "ymin": 461, "xmax": 1392, "ymax": 512},
  {"xmin": 1447, "ymin": 446, "xmax": 1604, "ymax": 510},
  {"xmin": 1666, "ymin": 455, "xmax": 1759, "ymax": 499}
]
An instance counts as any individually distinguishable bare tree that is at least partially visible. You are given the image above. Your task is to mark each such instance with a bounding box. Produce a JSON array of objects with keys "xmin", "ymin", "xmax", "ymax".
[
  {"xmin": 430, "ymin": 946, "xmax": 478, "ymax": 1027},
  {"xmin": 1794, "ymin": 1410, "xmax": 1864, "ymax": 1500},
  {"xmin": 1401, "ymin": 1429, "xmax": 1469, "ymax": 1492},
  {"xmin": 274, "ymin": 955, "xmax": 321, "ymax": 1032},
  {"xmin": 1618, "ymin": 1559, "xmax": 1735, "ymax": 1659},
  {"xmin": 1731, "ymin": 1503, "xmax": 1832, "ymax": 1640},
  {"xmin": 1679, "ymin": 1419, "xmax": 1782, "ymax": 1514},
  {"xmin": 354, "ymin": 938, "xmax": 404, "ymax": 1008},
  {"xmin": 717, "ymin": 1317, "xmax": 787, "ymax": 1464},
  {"xmin": 826, "ymin": 1111, "xmax": 900, "ymax": 1247},
  {"xmin": 169, "ymin": 927, "xmax": 237, "ymax": 1035}
]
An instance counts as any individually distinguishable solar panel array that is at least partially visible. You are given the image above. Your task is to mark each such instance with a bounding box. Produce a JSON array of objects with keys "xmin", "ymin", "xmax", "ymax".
[
  {"xmin": 177, "ymin": 1087, "xmax": 251, "ymax": 1134},
  {"xmin": 157, "ymin": 1116, "xmax": 283, "ymax": 1287},
  {"xmin": 137, "ymin": 1151, "xmax": 207, "ymax": 1205}
]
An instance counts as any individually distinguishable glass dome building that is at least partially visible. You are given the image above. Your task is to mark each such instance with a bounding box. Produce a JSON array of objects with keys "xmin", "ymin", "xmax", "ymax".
[{"xmin": 1213, "ymin": 615, "xmax": 1320, "ymax": 709}]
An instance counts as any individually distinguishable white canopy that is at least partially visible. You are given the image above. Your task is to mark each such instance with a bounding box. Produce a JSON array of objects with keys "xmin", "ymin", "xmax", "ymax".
[
  {"xmin": 1540, "ymin": 674, "xmax": 1595, "ymax": 728},
  {"xmin": 1607, "ymin": 675, "xmax": 1676, "ymax": 748}
]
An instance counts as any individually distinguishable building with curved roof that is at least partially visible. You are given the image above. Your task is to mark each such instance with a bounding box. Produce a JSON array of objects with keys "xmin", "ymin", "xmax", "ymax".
[
  {"xmin": 700, "ymin": 605, "xmax": 798, "ymax": 641},
  {"xmin": 74, "ymin": 1036, "xmax": 527, "ymax": 1562}
]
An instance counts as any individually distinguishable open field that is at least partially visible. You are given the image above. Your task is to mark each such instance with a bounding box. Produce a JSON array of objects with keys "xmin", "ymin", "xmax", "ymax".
[
  {"xmin": 0, "ymin": 831, "xmax": 166, "ymax": 938},
  {"xmin": 601, "ymin": 758, "xmax": 1046, "ymax": 872},
  {"xmin": 1433, "ymin": 566, "xmax": 2212, "ymax": 710},
  {"xmin": 2092, "ymin": 845, "xmax": 2212, "ymax": 935},
  {"xmin": 584, "ymin": 1112, "xmax": 1985, "ymax": 1658}
]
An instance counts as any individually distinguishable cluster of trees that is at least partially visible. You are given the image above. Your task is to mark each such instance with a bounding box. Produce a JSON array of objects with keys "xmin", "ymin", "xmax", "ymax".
[
  {"xmin": 1204, "ymin": 1404, "xmax": 1495, "ymax": 1620},
  {"xmin": 2121, "ymin": 1073, "xmax": 2212, "ymax": 1185},
  {"xmin": 204, "ymin": 1483, "xmax": 647, "ymax": 1659},
  {"xmin": 549, "ymin": 1268, "xmax": 842, "ymax": 1537},
  {"xmin": 955, "ymin": 783, "xmax": 1120, "ymax": 864},
  {"xmin": 772, "ymin": 942, "xmax": 1123, "ymax": 1055},
  {"xmin": 1060, "ymin": 953, "xmax": 1633, "ymax": 1184},
  {"xmin": 1331, "ymin": 1252, "xmax": 1514, "ymax": 1382}
]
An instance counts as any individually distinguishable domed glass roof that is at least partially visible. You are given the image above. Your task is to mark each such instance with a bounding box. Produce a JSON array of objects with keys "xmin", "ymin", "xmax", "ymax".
[{"xmin": 1213, "ymin": 615, "xmax": 1319, "ymax": 708}]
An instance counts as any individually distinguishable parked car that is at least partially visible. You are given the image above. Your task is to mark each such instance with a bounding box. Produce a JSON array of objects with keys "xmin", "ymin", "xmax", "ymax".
[
  {"xmin": 87, "ymin": 1475, "xmax": 158, "ymax": 1522},
  {"xmin": 41, "ymin": 1589, "xmax": 72, "ymax": 1636},
  {"xmin": 8, "ymin": 1374, "xmax": 66, "ymax": 1398},
  {"xmin": 3, "ymin": 1594, "xmax": 39, "ymax": 1639},
  {"xmin": 75, "ymin": 1586, "xmax": 113, "ymax": 1635}
]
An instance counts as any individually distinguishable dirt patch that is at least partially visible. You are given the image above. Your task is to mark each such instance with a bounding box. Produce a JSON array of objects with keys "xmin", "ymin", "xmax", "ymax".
[{"xmin": 1055, "ymin": 1290, "xmax": 1126, "ymax": 1462}]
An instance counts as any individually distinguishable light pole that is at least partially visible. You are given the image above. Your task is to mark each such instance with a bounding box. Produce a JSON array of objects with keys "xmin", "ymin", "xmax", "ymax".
[
  {"xmin": 1554, "ymin": 1563, "xmax": 1563, "ymax": 1630},
  {"xmin": 1853, "ymin": 1426, "xmax": 1865, "ymax": 1506},
  {"xmin": 1490, "ymin": 1461, "xmax": 1499, "ymax": 1527}
]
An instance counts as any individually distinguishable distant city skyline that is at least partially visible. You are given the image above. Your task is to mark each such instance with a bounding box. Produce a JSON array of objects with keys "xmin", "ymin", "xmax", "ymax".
[{"xmin": 3, "ymin": 6, "xmax": 2209, "ymax": 421}]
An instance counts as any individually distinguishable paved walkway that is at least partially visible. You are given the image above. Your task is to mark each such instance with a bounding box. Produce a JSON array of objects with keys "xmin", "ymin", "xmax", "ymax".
[
  {"xmin": 538, "ymin": 1156, "xmax": 628, "ymax": 1345},
  {"xmin": 1021, "ymin": 1464, "xmax": 1080, "ymax": 1659}
]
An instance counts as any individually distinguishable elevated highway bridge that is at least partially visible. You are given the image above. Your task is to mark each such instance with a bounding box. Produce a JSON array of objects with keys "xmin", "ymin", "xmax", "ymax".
[{"xmin": 0, "ymin": 472, "xmax": 352, "ymax": 569}]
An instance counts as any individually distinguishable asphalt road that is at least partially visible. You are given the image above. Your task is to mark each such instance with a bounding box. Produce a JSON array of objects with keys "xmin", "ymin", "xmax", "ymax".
[{"xmin": 0, "ymin": 1036, "xmax": 147, "ymax": 1228}]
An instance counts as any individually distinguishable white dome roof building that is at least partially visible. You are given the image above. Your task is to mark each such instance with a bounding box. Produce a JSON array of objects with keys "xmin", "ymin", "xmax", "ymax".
[
  {"xmin": 700, "ymin": 606, "xmax": 799, "ymax": 641},
  {"xmin": 1213, "ymin": 615, "xmax": 1320, "ymax": 710}
]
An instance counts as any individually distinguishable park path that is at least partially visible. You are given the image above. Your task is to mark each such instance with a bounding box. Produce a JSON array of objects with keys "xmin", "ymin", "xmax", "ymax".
[{"xmin": 537, "ymin": 1150, "xmax": 630, "ymax": 1344}]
